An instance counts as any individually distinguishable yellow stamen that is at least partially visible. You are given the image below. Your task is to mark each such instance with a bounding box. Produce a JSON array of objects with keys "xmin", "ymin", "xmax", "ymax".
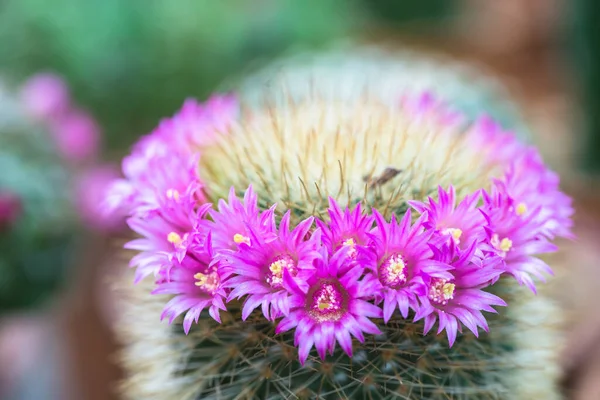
[
  {"xmin": 441, "ymin": 228, "xmax": 462, "ymax": 244},
  {"xmin": 491, "ymin": 234, "xmax": 513, "ymax": 255},
  {"xmin": 516, "ymin": 202, "xmax": 527, "ymax": 216},
  {"xmin": 390, "ymin": 259, "xmax": 405, "ymax": 275},
  {"xmin": 343, "ymin": 238, "xmax": 355, "ymax": 247},
  {"xmin": 194, "ymin": 272, "xmax": 207, "ymax": 287},
  {"xmin": 266, "ymin": 255, "xmax": 296, "ymax": 287},
  {"xmin": 318, "ymin": 301, "xmax": 331, "ymax": 311},
  {"xmin": 341, "ymin": 238, "xmax": 358, "ymax": 259},
  {"xmin": 233, "ymin": 233, "xmax": 250, "ymax": 245},
  {"xmin": 167, "ymin": 232, "xmax": 183, "ymax": 246},
  {"xmin": 428, "ymin": 278, "xmax": 455, "ymax": 305},
  {"xmin": 166, "ymin": 188, "xmax": 180, "ymax": 201},
  {"xmin": 442, "ymin": 282, "xmax": 455, "ymax": 297},
  {"xmin": 269, "ymin": 260, "xmax": 283, "ymax": 274},
  {"xmin": 450, "ymin": 228, "xmax": 462, "ymax": 241},
  {"xmin": 499, "ymin": 238, "xmax": 513, "ymax": 253},
  {"xmin": 193, "ymin": 271, "xmax": 220, "ymax": 293}
]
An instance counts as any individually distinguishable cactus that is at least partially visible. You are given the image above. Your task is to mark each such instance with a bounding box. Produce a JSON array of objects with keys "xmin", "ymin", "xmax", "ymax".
[
  {"xmin": 0, "ymin": 78, "xmax": 77, "ymax": 311},
  {"xmin": 0, "ymin": 73, "xmax": 119, "ymax": 312},
  {"xmin": 111, "ymin": 47, "xmax": 571, "ymax": 399}
]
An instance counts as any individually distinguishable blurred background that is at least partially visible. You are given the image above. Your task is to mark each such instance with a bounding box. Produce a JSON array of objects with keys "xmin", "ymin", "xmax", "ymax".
[{"xmin": 0, "ymin": 1, "xmax": 599, "ymax": 399}]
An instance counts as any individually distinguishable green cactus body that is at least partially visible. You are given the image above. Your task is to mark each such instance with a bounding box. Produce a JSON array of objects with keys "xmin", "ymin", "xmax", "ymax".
[
  {"xmin": 117, "ymin": 274, "xmax": 561, "ymax": 399},
  {"xmin": 115, "ymin": 47, "xmax": 563, "ymax": 399}
]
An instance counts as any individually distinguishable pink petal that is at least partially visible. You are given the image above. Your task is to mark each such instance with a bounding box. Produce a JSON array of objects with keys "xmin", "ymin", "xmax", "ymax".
[
  {"xmin": 335, "ymin": 329, "xmax": 353, "ymax": 357},
  {"xmin": 298, "ymin": 337, "xmax": 314, "ymax": 366}
]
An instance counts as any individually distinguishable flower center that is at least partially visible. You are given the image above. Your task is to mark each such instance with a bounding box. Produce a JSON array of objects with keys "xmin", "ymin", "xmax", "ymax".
[
  {"xmin": 342, "ymin": 237, "xmax": 358, "ymax": 259},
  {"xmin": 194, "ymin": 269, "xmax": 220, "ymax": 294},
  {"xmin": 428, "ymin": 278, "xmax": 455, "ymax": 306},
  {"xmin": 233, "ymin": 233, "xmax": 250, "ymax": 246},
  {"xmin": 166, "ymin": 188, "xmax": 180, "ymax": 201},
  {"xmin": 308, "ymin": 281, "xmax": 346, "ymax": 322},
  {"xmin": 167, "ymin": 232, "xmax": 182, "ymax": 245},
  {"xmin": 441, "ymin": 228, "xmax": 462, "ymax": 245},
  {"xmin": 266, "ymin": 254, "xmax": 297, "ymax": 288},
  {"xmin": 379, "ymin": 253, "xmax": 407, "ymax": 289},
  {"xmin": 516, "ymin": 202, "xmax": 527, "ymax": 216},
  {"xmin": 167, "ymin": 232, "xmax": 188, "ymax": 248},
  {"xmin": 491, "ymin": 233, "xmax": 512, "ymax": 256}
]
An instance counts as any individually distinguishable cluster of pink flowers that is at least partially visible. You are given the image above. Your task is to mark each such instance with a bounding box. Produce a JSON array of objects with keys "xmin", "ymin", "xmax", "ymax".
[
  {"xmin": 21, "ymin": 73, "xmax": 101, "ymax": 164},
  {"xmin": 19, "ymin": 72, "xmax": 125, "ymax": 232},
  {"xmin": 105, "ymin": 93, "xmax": 573, "ymax": 365}
]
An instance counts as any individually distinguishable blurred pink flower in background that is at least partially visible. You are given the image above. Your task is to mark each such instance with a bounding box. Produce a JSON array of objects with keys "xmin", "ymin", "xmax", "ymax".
[
  {"xmin": 0, "ymin": 191, "xmax": 22, "ymax": 230},
  {"xmin": 20, "ymin": 73, "xmax": 71, "ymax": 122},
  {"xmin": 0, "ymin": 316, "xmax": 45, "ymax": 396},
  {"xmin": 50, "ymin": 109, "xmax": 101, "ymax": 164},
  {"xmin": 75, "ymin": 165, "xmax": 126, "ymax": 233},
  {"xmin": 18, "ymin": 70, "xmax": 126, "ymax": 234},
  {"xmin": 20, "ymin": 72, "xmax": 102, "ymax": 164}
]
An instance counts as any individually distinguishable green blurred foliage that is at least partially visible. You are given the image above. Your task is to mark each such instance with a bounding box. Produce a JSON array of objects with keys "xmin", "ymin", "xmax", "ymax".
[
  {"xmin": 570, "ymin": 0, "xmax": 600, "ymax": 173},
  {"xmin": 0, "ymin": 0, "xmax": 363, "ymax": 152},
  {"xmin": 366, "ymin": 0, "xmax": 455, "ymax": 28}
]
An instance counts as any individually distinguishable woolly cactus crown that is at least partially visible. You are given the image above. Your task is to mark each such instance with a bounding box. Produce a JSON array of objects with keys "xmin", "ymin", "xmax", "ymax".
[{"xmin": 110, "ymin": 47, "xmax": 572, "ymax": 399}]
